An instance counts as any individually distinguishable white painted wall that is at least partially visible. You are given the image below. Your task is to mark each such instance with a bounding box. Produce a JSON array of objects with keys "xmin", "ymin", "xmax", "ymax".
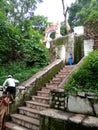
[
  {"xmin": 74, "ymin": 26, "xmax": 84, "ymax": 36},
  {"xmin": 84, "ymin": 39, "xmax": 94, "ymax": 56},
  {"xmin": 56, "ymin": 45, "xmax": 66, "ymax": 62}
]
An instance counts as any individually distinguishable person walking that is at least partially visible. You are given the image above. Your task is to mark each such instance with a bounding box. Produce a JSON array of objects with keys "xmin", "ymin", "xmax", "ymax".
[
  {"xmin": 69, "ymin": 53, "xmax": 73, "ymax": 65},
  {"xmin": 3, "ymin": 75, "xmax": 19, "ymax": 102}
]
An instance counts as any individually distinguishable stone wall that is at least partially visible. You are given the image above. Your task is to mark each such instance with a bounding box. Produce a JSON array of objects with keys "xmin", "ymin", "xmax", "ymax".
[
  {"xmin": 50, "ymin": 89, "xmax": 65, "ymax": 110},
  {"xmin": 49, "ymin": 34, "xmax": 75, "ymax": 63},
  {"xmin": 50, "ymin": 89, "xmax": 98, "ymax": 116},
  {"xmin": 40, "ymin": 109, "xmax": 98, "ymax": 130},
  {"xmin": 45, "ymin": 33, "xmax": 85, "ymax": 64}
]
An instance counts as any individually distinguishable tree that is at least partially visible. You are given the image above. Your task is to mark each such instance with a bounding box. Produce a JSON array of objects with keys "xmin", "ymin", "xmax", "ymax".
[
  {"xmin": 1, "ymin": 0, "xmax": 43, "ymax": 26},
  {"xmin": 60, "ymin": 21, "xmax": 67, "ymax": 35},
  {"xmin": 31, "ymin": 15, "xmax": 50, "ymax": 36},
  {"xmin": 0, "ymin": 12, "xmax": 24, "ymax": 64},
  {"xmin": 24, "ymin": 39, "xmax": 50, "ymax": 67},
  {"xmin": 61, "ymin": 0, "xmax": 71, "ymax": 34},
  {"xmin": 68, "ymin": 0, "xmax": 98, "ymax": 29}
]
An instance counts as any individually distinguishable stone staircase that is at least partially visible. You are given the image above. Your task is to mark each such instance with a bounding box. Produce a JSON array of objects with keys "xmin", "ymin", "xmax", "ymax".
[{"xmin": 5, "ymin": 65, "xmax": 76, "ymax": 130}]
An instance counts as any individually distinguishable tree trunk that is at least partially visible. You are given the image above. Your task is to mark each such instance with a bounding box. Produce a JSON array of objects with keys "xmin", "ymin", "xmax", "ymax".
[{"xmin": 61, "ymin": 0, "xmax": 71, "ymax": 34}]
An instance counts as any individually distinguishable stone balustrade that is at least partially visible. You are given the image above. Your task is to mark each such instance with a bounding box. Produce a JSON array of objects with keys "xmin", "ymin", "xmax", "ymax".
[
  {"xmin": 50, "ymin": 89, "xmax": 98, "ymax": 116},
  {"xmin": 40, "ymin": 108, "xmax": 98, "ymax": 130},
  {"xmin": 10, "ymin": 59, "xmax": 63, "ymax": 113}
]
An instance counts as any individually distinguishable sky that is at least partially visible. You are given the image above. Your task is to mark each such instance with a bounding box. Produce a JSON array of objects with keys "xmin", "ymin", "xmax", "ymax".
[{"xmin": 35, "ymin": 0, "xmax": 75, "ymax": 23}]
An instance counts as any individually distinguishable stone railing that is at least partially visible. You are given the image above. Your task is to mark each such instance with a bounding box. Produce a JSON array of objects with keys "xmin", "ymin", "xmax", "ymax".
[
  {"xmin": 40, "ymin": 108, "xmax": 98, "ymax": 130},
  {"xmin": 50, "ymin": 89, "xmax": 98, "ymax": 116},
  {"xmin": 10, "ymin": 59, "xmax": 63, "ymax": 112}
]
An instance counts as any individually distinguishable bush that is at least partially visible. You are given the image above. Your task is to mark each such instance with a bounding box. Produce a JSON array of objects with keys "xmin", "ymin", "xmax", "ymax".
[
  {"xmin": 0, "ymin": 20, "xmax": 24, "ymax": 64},
  {"xmin": 64, "ymin": 50, "xmax": 98, "ymax": 94},
  {"xmin": 0, "ymin": 61, "xmax": 42, "ymax": 85},
  {"xmin": 24, "ymin": 39, "xmax": 50, "ymax": 67}
]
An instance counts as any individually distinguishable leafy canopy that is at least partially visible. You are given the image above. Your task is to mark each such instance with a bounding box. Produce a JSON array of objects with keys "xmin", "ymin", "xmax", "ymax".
[{"xmin": 69, "ymin": 0, "xmax": 98, "ymax": 28}]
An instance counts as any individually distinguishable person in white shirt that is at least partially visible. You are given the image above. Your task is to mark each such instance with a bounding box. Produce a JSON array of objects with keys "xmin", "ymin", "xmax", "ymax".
[{"xmin": 3, "ymin": 75, "xmax": 19, "ymax": 102}]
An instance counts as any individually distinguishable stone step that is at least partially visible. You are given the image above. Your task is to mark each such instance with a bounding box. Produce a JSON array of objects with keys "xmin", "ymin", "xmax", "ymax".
[
  {"xmin": 60, "ymin": 69, "xmax": 72, "ymax": 73},
  {"xmin": 60, "ymin": 68, "xmax": 72, "ymax": 72},
  {"xmin": 45, "ymin": 84, "xmax": 57, "ymax": 88},
  {"xmin": 58, "ymin": 68, "xmax": 73, "ymax": 75},
  {"xmin": 37, "ymin": 90, "xmax": 50, "ymax": 97},
  {"xmin": 60, "ymin": 66, "xmax": 74, "ymax": 72},
  {"xmin": 46, "ymin": 82, "xmax": 60, "ymax": 86},
  {"xmin": 5, "ymin": 122, "xmax": 30, "ymax": 130},
  {"xmin": 11, "ymin": 114, "xmax": 39, "ymax": 130},
  {"xmin": 58, "ymin": 71, "xmax": 73, "ymax": 76},
  {"xmin": 55, "ymin": 74, "xmax": 67, "ymax": 78},
  {"xmin": 42, "ymin": 86, "xmax": 58, "ymax": 92},
  {"xmin": 46, "ymin": 85, "xmax": 59, "ymax": 90},
  {"xmin": 50, "ymin": 80, "xmax": 61, "ymax": 84},
  {"xmin": 25, "ymin": 101, "xmax": 49, "ymax": 111},
  {"xmin": 5, "ymin": 65, "xmax": 76, "ymax": 130},
  {"xmin": 18, "ymin": 106, "xmax": 40, "ymax": 119},
  {"xmin": 58, "ymin": 70, "xmax": 72, "ymax": 75},
  {"xmin": 52, "ymin": 76, "xmax": 62, "ymax": 80},
  {"xmin": 32, "ymin": 95, "xmax": 50, "ymax": 104},
  {"xmin": 65, "ymin": 65, "xmax": 75, "ymax": 68},
  {"xmin": 52, "ymin": 77, "xmax": 62, "ymax": 82},
  {"xmin": 42, "ymin": 84, "xmax": 58, "ymax": 93},
  {"xmin": 45, "ymin": 81, "xmax": 61, "ymax": 90},
  {"xmin": 42, "ymin": 87, "xmax": 51, "ymax": 92}
]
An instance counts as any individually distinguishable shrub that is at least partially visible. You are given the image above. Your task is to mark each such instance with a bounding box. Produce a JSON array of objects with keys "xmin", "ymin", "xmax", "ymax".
[
  {"xmin": 0, "ymin": 18, "xmax": 24, "ymax": 64},
  {"xmin": 24, "ymin": 39, "xmax": 50, "ymax": 67},
  {"xmin": 64, "ymin": 50, "xmax": 98, "ymax": 94},
  {"xmin": 0, "ymin": 61, "xmax": 41, "ymax": 85}
]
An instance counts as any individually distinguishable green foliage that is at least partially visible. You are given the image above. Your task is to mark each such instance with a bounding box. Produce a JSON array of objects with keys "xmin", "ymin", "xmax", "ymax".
[
  {"xmin": 24, "ymin": 39, "xmax": 50, "ymax": 67},
  {"xmin": 0, "ymin": 61, "xmax": 41, "ymax": 85},
  {"xmin": 2, "ymin": 0, "xmax": 43, "ymax": 26},
  {"xmin": 60, "ymin": 22, "xmax": 67, "ymax": 36},
  {"xmin": 74, "ymin": 36, "xmax": 84, "ymax": 63},
  {"xmin": 19, "ymin": 19, "xmax": 38, "ymax": 39},
  {"xmin": 54, "ymin": 36, "xmax": 68, "ymax": 46},
  {"xmin": 64, "ymin": 50, "xmax": 98, "ymax": 94},
  {"xmin": 69, "ymin": 0, "xmax": 98, "ymax": 27},
  {"xmin": 0, "ymin": 1, "xmax": 50, "ymax": 86},
  {"xmin": 78, "ymin": 0, "xmax": 98, "ymax": 23},
  {"xmin": 0, "ymin": 9, "xmax": 50, "ymax": 67},
  {"xmin": 31, "ymin": 15, "xmax": 49, "ymax": 36},
  {"xmin": 87, "ymin": 10, "xmax": 98, "ymax": 21},
  {"xmin": 20, "ymin": 22, "xmax": 50, "ymax": 68},
  {"xmin": 0, "ymin": 11, "xmax": 24, "ymax": 64}
]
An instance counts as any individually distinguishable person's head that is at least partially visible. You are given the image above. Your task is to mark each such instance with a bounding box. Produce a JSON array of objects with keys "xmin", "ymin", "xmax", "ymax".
[
  {"xmin": 2, "ymin": 91, "xmax": 7, "ymax": 97},
  {"xmin": 8, "ymin": 75, "xmax": 12, "ymax": 78}
]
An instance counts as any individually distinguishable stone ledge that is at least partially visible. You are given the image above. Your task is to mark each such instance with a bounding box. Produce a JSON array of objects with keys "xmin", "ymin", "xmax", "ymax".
[
  {"xmin": 40, "ymin": 109, "xmax": 98, "ymax": 128},
  {"xmin": 50, "ymin": 88, "xmax": 98, "ymax": 115}
]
